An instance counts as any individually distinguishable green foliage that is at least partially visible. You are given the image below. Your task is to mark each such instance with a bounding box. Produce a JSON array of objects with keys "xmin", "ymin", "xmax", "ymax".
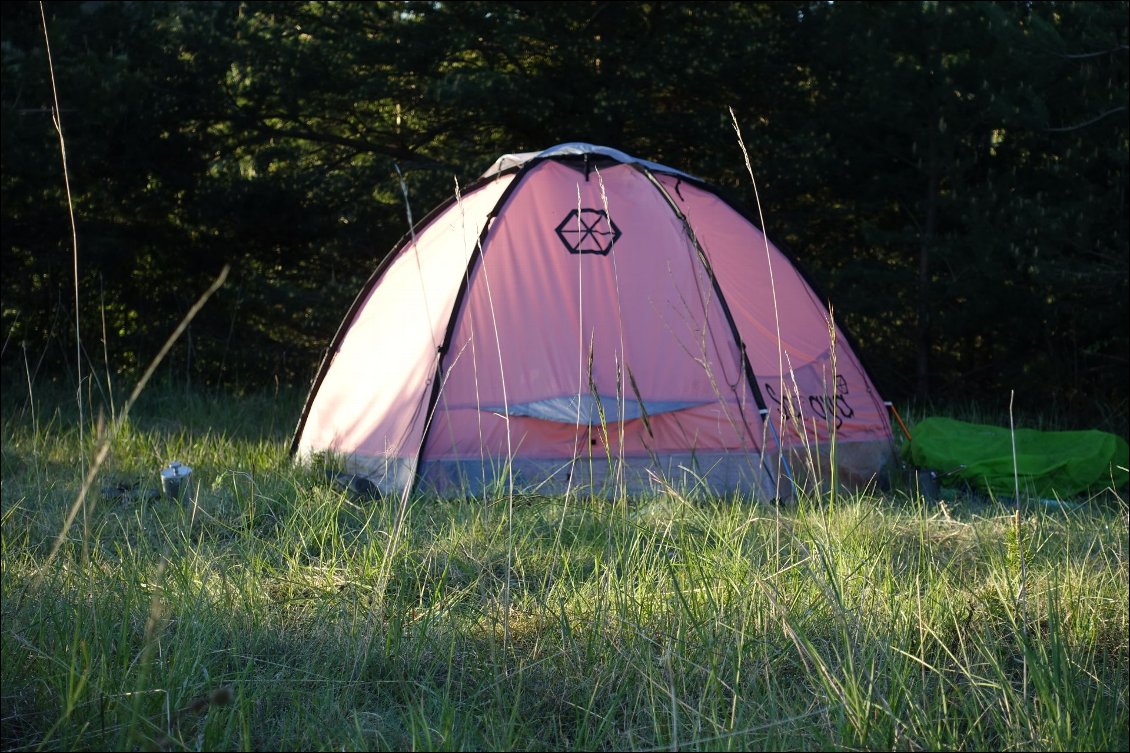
[
  {"xmin": 1, "ymin": 1, "xmax": 1127, "ymax": 421},
  {"xmin": 795, "ymin": 1, "xmax": 1129, "ymax": 413}
]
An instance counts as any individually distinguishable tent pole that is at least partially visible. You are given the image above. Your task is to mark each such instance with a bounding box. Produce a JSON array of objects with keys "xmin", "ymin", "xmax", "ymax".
[{"xmin": 886, "ymin": 401, "xmax": 913, "ymax": 442}]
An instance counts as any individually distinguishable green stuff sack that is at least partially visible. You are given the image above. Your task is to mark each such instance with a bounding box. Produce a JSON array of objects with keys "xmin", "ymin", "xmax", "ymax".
[{"xmin": 908, "ymin": 417, "xmax": 1129, "ymax": 499}]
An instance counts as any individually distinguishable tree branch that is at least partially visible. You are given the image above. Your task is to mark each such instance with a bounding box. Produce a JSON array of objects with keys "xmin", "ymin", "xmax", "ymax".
[
  {"xmin": 1055, "ymin": 44, "xmax": 1129, "ymax": 60},
  {"xmin": 1045, "ymin": 106, "xmax": 1128, "ymax": 133}
]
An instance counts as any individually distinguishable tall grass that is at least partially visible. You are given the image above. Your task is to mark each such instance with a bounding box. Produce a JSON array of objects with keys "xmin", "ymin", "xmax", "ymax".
[{"xmin": 2, "ymin": 386, "xmax": 1126, "ymax": 751}]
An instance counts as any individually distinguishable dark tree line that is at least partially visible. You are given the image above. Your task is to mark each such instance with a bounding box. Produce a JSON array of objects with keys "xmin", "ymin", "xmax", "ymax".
[{"xmin": 2, "ymin": 1, "xmax": 1127, "ymax": 426}]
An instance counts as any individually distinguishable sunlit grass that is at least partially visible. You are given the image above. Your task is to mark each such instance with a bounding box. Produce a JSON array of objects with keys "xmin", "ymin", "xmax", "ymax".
[{"xmin": 2, "ymin": 386, "xmax": 1127, "ymax": 751}]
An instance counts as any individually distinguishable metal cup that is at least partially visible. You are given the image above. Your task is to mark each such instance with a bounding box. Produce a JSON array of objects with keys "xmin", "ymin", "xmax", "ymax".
[{"xmin": 160, "ymin": 461, "xmax": 193, "ymax": 502}]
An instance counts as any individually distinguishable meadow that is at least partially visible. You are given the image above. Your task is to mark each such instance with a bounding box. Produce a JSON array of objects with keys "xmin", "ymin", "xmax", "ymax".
[{"xmin": 1, "ymin": 386, "xmax": 1126, "ymax": 751}]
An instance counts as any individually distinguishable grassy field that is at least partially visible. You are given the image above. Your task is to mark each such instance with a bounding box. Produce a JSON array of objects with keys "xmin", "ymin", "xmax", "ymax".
[{"xmin": 1, "ymin": 386, "xmax": 1127, "ymax": 751}]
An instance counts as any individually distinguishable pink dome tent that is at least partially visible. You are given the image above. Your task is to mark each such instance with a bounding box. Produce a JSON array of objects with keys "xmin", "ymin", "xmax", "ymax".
[{"xmin": 291, "ymin": 143, "xmax": 894, "ymax": 498}]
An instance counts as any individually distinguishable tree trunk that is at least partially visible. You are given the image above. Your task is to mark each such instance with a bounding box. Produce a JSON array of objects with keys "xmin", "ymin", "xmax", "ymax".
[{"xmin": 917, "ymin": 127, "xmax": 939, "ymax": 402}]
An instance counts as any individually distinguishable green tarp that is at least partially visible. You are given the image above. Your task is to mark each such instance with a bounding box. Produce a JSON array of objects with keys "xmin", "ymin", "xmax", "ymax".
[{"xmin": 907, "ymin": 417, "xmax": 1129, "ymax": 499}]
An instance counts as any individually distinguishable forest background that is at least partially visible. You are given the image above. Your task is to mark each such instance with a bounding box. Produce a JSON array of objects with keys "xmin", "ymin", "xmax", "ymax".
[{"xmin": 2, "ymin": 0, "xmax": 1127, "ymax": 430}]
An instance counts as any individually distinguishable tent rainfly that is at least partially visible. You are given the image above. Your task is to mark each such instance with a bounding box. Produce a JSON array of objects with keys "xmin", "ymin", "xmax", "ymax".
[{"xmin": 291, "ymin": 143, "xmax": 894, "ymax": 498}]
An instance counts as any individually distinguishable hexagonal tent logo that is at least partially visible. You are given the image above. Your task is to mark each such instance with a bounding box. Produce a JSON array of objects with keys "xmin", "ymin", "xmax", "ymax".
[{"xmin": 554, "ymin": 209, "xmax": 621, "ymax": 255}]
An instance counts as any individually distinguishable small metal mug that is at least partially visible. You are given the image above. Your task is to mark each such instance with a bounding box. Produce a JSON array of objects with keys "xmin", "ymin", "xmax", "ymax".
[{"xmin": 160, "ymin": 461, "xmax": 193, "ymax": 502}]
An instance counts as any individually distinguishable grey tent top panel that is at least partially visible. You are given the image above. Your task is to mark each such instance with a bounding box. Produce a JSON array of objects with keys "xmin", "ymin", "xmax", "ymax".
[{"xmin": 480, "ymin": 142, "xmax": 698, "ymax": 180}]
